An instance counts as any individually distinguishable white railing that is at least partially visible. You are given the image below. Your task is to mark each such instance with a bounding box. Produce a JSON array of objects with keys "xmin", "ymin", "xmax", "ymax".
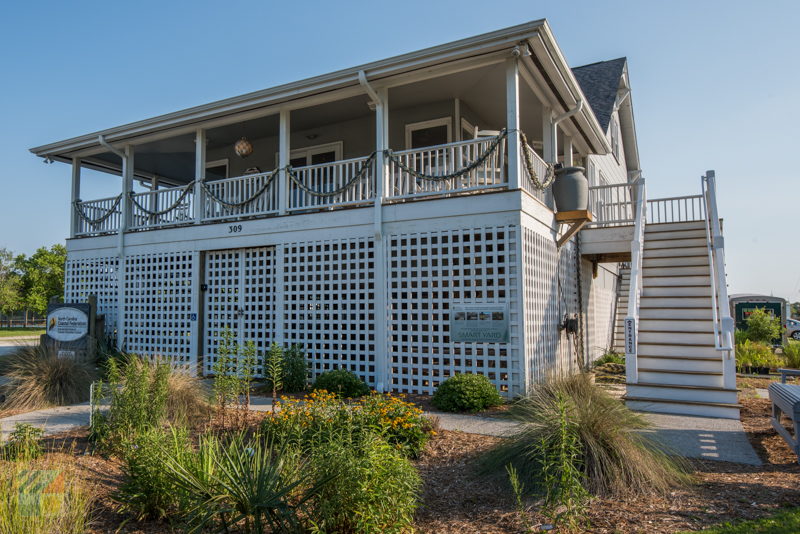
[
  {"xmin": 625, "ymin": 179, "xmax": 647, "ymax": 384},
  {"xmin": 288, "ymin": 155, "xmax": 375, "ymax": 211},
  {"xmin": 701, "ymin": 170, "xmax": 736, "ymax": 389},
  {"xmin": 587, "ymin": 183, "xmax": 635, "ymax": 227},
  {"xmin": 520, "ymin": 144, "xmax": 551, "ymax": 205},
  {"xmin": 387, "ymin": 136, "xmax": 506, "ymax": 200},
  {"xmin": 204, "ymin": 171, "xmax": 279, "ymax": 221},
  {"xmin": 74, "ymin": 196, "xmax": 122, "ymax": 236},
  {"xmin": 130, "ymin": 184, "xmax": 194, "ymax": 230},
  {"xmin": 647, "ymin": 194, "xmax": 705, "ymax": 224}
]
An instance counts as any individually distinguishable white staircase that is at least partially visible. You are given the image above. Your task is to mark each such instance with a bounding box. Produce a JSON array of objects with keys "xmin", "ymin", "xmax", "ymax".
[
  {"xmin": 612, "ymin": 265, "xmax": 630, "ymax": 353},
  {"xmin": 614, "ymin": 172, "xmax": 739, "ymax": 419}
]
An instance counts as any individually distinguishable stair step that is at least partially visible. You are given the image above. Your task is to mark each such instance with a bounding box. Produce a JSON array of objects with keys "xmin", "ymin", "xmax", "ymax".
[
  {"xmin": 643, "ymin": 286, "xmax": 711, "ymax": 297},
  {"xmin": 638, "ymin": 356, "xmax": 722, "ymax": 373},
  {"xmin": 638, "ymin": 369, "xmax": 723, "ymax": 387},
  {"xmin": 645, "ymin": 221, "xmax": 707, "ymax": 233},
  {"xmin": 639, "ymin": 319, "xmax": 715, "ymax": 332},
  {"xmin": 625, "ymin": 382, "xmax": 738, "ymax": 404},
  {"xmin": 643, "ymin": 228, "xmax": 707, "ymax": 239},
  {"xmin": 643, "ymin": 246, "xmax": 708, "ymax": 258},
  {"xmin": 624, "ymin": 397, "xmax": 740, "ymax": 419},
  {"xmin": 640, "ymin": 307, "xmax": 713, "ymax": 320},
  {"xmin": 643, "ymin": 265, "xmax": 709, "ymax": 276},
  {"xmin": 640, "ymin": 296, "xmax": 713, "ymax": 307},
  {"xmin": 644, "ymin": 237, "xmax": 708, "ymax": 250},
  {"xmin": 638, "ymin": 331, "xmax": 716, "ymax": 345},
  {"xmin": 643, "ymin": 256, "xmax": 709, "ymax": 268},
  {"xmin": 643, "ymin": 275, "xmax": 711, "ymax": 286},
  {"xmin": 638, "ymin": 343, "xmax": 721, "ymax": 358}
]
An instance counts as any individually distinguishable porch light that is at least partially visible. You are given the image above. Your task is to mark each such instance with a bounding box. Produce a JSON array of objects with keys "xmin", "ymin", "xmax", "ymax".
[{"xmin": 234, "ymin": 137, "xmax": 253, "ymax": 158}]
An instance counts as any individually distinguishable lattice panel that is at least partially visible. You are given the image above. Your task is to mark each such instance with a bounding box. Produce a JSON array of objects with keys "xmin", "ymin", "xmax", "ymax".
[
  {"xmin": 203, "ymin": 247, "xmax": 275, "ymax": 376},
  {"xmin": 521, "ymin": 227, "xmax": 580, "ymax": 386},
  {"xmin": 387, "ymin": 226, "xmax": 520, "ymax": 396},
  {"xmin": 64, "ymin": 255, "xmax": 119, "ymax": 338},
  {"xmin": 122, "ymin": 251, "xmax": 195, "ymax": 367},
  {"xmin": 587, "ymin": 265, "xmax": 618, "ymax": 361},
  {"xmin": 283, "ymin": 238, "xmax": 376, "ymax": 385}
]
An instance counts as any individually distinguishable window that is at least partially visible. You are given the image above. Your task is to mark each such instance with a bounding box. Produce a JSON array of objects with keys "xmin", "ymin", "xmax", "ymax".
[
  {"xmin": 205, "ymin": 159, "xmax": 228, "ymax": 181},
  {"xmin": 460, "ymin": 118, "xmax": 477, "ymax": 141},
  {"xmin": 287, "ymin": 141, "xmax": 343, "ymax": 167},
  {"xmin": 405, "ymin": 118, "xmax": 452, "ymax": 150}
]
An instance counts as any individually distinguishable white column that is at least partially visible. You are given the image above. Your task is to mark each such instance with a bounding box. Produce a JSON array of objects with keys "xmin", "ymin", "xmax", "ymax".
[
  {"xmin": 278, "ymin": 110, "xmax": 290, "ymax": 215},
  {"xmin": 117, "ymin": 145, "xmax": 134, "ymax": 350},
  {"xmin": 374, "ymin": 87, "xmax": 389, "ymax": 392},
  {"xmin": 542, "ymin": 106, "xmax": 555, "ymax": 163},
  {"xmin": 193, "ymin": 129, "xmax": 206, "ymax": 223},
  {"xmin": 120, "ymin": 146, "xmax": 134, "ymax": 231},
  {"xmin": 505, "ymin": 58, "xmax": 521, "ymax": 190},
  {"xmin": 563, "ymin": 135, "xmax": 573, "ymax": 167},
  {"xmin": 70, "ymin": 158, "xmax": 81, "ymax": 238}
]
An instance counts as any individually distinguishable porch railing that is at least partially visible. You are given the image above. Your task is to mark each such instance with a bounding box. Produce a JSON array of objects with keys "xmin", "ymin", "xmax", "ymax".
[
  {"xmin": 387, "ymin": 136, "xmax": 506, "ymax": 200},
  {"xmin": 204, "ymin": 171, "xmax": 279, "ymax": 221},
  {"xmin": 587, "ymin": 183, "xmax": 636, "ymax": 227},
  {"xmin": 288, "ymin": 155, "xmax": 375, "ymax": 211},
  {"xmin": 74, "ymin": 195, "xmax": 123, "ymax": 236},
  {"xmin": 520, "ymin": 144, "xmax": 551, "ymax": 205},
  {"xmin": 647, "ymin": 195, "xmax": 705, "ymax": 224},
  {"xmin": 624, "ymin": 179, "xmax": 647, "ymax": 384},
  {"xmin": 130, "ymin": 184, "xmax": 195, "ymax": 230}
]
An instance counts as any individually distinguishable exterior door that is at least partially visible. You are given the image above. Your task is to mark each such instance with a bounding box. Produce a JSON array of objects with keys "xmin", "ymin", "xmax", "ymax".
[{"xmin": 203, "ymin": 247, "xmax": 275, "ymax": 376}]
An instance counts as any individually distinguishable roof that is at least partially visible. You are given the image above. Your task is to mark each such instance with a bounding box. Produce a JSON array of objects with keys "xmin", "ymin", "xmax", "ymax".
[
  {"xmin": 729, "ymin": 293, "xmax": 787, "ymax": 304},
  {"xmin": 571, "ymin": 58, "xmax": 627, "ymax": 133}
]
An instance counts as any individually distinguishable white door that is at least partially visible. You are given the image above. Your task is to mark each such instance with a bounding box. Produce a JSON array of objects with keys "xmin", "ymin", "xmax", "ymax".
[{"xmin": 203, "ymin": 247, "xmax": 275, "ymax": 376}]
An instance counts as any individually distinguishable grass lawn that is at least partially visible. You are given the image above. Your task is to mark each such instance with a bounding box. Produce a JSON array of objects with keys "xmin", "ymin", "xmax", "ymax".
[
  {"xmin": 0, "ymin": 328, "xmax": 44, "ymax": 338},
  {"xmin": 681, "ymin": 507, "xmax": 800, "ymax": 533}
]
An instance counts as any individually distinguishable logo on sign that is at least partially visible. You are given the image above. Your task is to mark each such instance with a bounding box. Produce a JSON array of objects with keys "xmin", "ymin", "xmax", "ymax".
[{"xmin": 46, "ymin": 308, "xmax": 89, "ymax": 343}]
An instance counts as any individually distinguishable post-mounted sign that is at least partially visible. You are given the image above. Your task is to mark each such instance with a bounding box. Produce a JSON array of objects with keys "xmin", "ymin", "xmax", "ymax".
[
  {"xmin": 624, "ymin": 317, "xmax": 636, "ymax": 355},
  {"xmin": 450, "ymin": 304, "xmax": 509, "ymax": 343},
  {"xmin": 46, "ymin": 304, "xmax": 90, "ymax": 343}
]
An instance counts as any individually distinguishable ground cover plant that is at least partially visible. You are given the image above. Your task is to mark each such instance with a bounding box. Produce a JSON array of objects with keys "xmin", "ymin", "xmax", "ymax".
[
  {"xmin": 783, "ymin": 340, "xmax": 800, "ymax": 368},
  {"xmin": 1, "ymin": 344, "xmax": 97, "ymax": 412},
  {"xmin": 1, "ymin": 422, "xmax": 44, "ymax": 461},
  {"xmin": 431, "ymin": 373, "xmax": 503, "ymax": 413},
  {"xmin": 735, "ymin": 339, "xmax": 785, "ymax": 373},
  {"xmin": 593, "ymin": 349, "xmax": 625, "ymax": 367},
  {"xmin": 313, "ymin": 368, "xmax": 370, "ymax": 398},
  {"xmin": 677, "ymin": 507, "xmax": 800, "ymax": 533}
]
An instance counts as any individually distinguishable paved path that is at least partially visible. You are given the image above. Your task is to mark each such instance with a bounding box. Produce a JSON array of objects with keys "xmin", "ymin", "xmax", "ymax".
[
  {"xmin": 0, "ymin": 337, "xmax": 37, "ymax": 357},
  {"xmin": 0, "ymin": 396, "xmax": 761, "ymax": 465}
]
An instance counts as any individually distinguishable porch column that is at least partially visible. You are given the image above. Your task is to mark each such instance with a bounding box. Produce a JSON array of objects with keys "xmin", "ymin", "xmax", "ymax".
[
  {"xmin": 505, "ymin": 58, "xmax": 521, "ymax": 190},
  {"xmin": 150, "ymin": 175, "xmax": 160, "ymax": 226},
  {"xmin": 120, "ymin": 146, "xmax": 134, "ymax": 231},
  {"xmin": 70, "ymin": 157, "xmax": 81, "ymax": 238},
  {"xmin": 374, "ymin": 87, "xmax": 389, "ymax": 392},
  {"xmin": 193, "ymin": 129, "xmax": 206, "ymax": 223},
  {"xmin": 542, "ymin": 106, "xmax": 555, "ymax": 163},
  {"xmin": 278, "ymin": 110, "xmax": 290, "ymax": 215},
  {"xmin": 563, "ymin": 135, "xmax": 573, "ymax": 166},
  {"xmin": 117, "ymin": 145, "xmax": 134, "ymax": 351}
]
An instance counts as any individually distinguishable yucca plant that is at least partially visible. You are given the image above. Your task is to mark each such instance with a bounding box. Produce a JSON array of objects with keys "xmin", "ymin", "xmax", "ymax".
[
  {"xmin": 1, "ymin": 344, "xmax": 97, "ymax": 412},
  {"xmin": 483, "ymin": 373, "xmax": 688, "ymax": 498}
]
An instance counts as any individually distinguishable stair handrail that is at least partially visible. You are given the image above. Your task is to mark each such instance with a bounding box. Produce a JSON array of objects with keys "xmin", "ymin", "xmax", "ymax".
[
  {"xmin": 625, "ymin": 178, "xmax": 647, "ymax": 384},
  {"xmin": 701, "ymin": 170, "xmax": 736, "ymax": 389}
]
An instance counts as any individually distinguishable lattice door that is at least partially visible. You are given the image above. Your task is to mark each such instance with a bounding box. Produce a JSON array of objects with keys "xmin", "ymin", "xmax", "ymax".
[{"xmin": 203, "ymin": 247, "xmax": 274, "ymax": 375}]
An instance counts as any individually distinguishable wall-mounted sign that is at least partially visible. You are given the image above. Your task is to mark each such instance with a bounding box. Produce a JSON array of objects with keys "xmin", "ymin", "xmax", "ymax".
[
  {"xmin": 450, "ymin": 304, "xmax": 509, "ymax": 343},
  {"xmin": 46, "ymin": 306, "xmax": 89, "ymax": 343}
]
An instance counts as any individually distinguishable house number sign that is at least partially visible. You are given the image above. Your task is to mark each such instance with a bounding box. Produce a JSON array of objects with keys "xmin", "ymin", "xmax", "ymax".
[{"xmin": 450, "ymin": 304, "xmax": 509, "ymax": 343}]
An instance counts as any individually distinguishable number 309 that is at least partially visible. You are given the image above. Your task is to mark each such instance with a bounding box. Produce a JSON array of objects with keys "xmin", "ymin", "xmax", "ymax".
[{"xmin": 228, "ymin": 224, "xmax": 243, "ymax": 233}]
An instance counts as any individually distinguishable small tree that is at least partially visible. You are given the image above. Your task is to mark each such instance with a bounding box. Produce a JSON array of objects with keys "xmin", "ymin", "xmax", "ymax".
[
  {"xmin": 265, "ymin": 343, "xmax": 284, "ymax": 413},
  {"xmin": 16, "ymin": 245, "xmax": 67, "ymax": 316},
  {"xmin": 745, "ymin": 308, "xmax": 782, "ymax": 344},
  {"xmin": 0, "ymin": 248, "xmax": 22, "ymax": 319}
]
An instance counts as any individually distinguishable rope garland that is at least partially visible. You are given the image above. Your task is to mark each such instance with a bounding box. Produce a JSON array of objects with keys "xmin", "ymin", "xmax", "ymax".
[
  {"xmin": 128, "ymin": 181, "xmax": 196, "ymax": 217},
  {"xmin": 286, "ymin": 152, "xmax": 376, "ymax": 197},
  {"xmin": 384, "ymin": 129, "xmax": 508, "ymax": 182},
  {"xmin": 519, "ymin": 130, "xmax": 555, "ymax": 190},
  {"xmin": 73, "ymin": 195, "xmax": 123, "ymax": 226},
  {"xmin": 202, "ymin": 169, "xmax": 279, "ymax": 208}
]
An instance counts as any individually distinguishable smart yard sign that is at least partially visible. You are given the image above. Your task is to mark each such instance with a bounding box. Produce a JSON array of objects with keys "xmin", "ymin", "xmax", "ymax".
[{"xmin": 450, "ymin": 304, "xmax": 509, "ymax": 343}]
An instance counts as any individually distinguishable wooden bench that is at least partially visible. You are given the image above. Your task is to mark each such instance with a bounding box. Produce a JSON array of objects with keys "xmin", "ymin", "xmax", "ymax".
[
  {"xmin": 768, "ymin": 382, "xmax": 800, "ymax": 462},
  {"xmin": 778, "ymin": 368, "xmax": 800, "ymax": 384}
]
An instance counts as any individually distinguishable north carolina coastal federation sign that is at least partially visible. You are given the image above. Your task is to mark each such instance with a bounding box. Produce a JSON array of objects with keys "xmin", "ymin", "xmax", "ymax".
[
  {"xmin": 450, "ymin": 304, "xmax": 509, "ymax": 343},
  {"xmin": 46, "ymin": 305, "xmax": 89, "ymax": 342}
]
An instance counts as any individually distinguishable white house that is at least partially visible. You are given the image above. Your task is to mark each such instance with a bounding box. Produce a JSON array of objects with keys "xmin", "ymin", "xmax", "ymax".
[{"xmin": 30, "ymin": 20, "xmax": 738, "ymax": 418}]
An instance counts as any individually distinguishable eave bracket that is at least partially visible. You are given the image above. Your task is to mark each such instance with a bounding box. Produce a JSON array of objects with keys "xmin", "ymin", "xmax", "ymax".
[{"xmin": 555, "ymin": 210, "xmax": 593, "ymax": 248}]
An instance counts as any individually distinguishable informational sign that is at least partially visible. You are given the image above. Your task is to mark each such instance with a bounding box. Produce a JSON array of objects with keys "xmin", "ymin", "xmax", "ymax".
[
  {"xmin": 450, "ymin": 304, "xmax": 509, "ymax": 343},
  {"xmin": 46, "ymin": 306, "xmax": 89, "ymax": 342},
  {"xmin": 57, "ymin": 350, "xmax": 77, "ymax": 360},
  {"xmin": 624, "ymin": 317, "xmax": 636, "ymax": 355}
]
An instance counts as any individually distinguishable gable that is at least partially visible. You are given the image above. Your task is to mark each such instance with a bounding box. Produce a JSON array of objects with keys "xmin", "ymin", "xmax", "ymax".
[{"xmin": 571, "ymin": 58, "xmax": 626, "ymax": 133}]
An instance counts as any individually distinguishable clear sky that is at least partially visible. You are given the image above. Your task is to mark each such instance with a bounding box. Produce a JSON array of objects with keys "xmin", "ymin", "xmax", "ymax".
[{"xmin": 1, "ymin": 0, "xmax": 797, "ymax": 301}]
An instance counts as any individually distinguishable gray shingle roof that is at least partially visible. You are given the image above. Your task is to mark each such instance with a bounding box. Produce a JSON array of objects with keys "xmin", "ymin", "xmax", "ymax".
[{"xmin": 571, "ymin": 58, "xmax": 626, "ymax": 133}]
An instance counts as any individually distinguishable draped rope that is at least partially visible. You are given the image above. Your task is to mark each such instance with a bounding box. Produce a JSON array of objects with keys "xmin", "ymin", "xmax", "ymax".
[
  {"xmin": 128, "ymin": 181, "xmax": 196, "ymax": 217},
  {"xmin": 73, "ymin": 195, "xmax": 123, "ymax": 226},
  {"xmin": 202, "ymin": 169, "xmax": 279, "ymax": 208},
  {"xmin": 384, "ymin": 129, "xmax": 508, "ymax": 182},
  {"xmin": 286, "ymin": 152, "xmax": 376, "ymax": 197},
  {"xmin": 519, "ymin": 130, "xmax": 555, "ymax": 189}
]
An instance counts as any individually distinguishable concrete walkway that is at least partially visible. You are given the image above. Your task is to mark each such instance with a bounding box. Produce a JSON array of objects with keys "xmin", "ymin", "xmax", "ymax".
[
  {"xmin": 0, "ymin": 396, "xmax": 761, "ymax": 465},
  {"xmin": 0, "ymin": 337, "xmax": 37, "ymax": 357}
]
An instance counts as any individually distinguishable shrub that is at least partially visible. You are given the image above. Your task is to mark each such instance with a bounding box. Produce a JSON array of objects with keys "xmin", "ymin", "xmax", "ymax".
[
  {"xmin": 431, "ymin": 373, "xmax": 503, "ymax": 413},
  {"xmin": 282, "ymin": 344, "xmax": 308, "ymax": 393},
  {"xmin": 306, "ymin": 432, "xmax": 421, "ymax": 534},
  {"xmin": 783, "ymin": 341, "xmax": 800, "ymax": 369},
  {"xmin": 313, "ymin": 369, "xmax": 370, "ymax": 398},
  {"xmin": 744, "ymin": 308, "xmax": 782, "ymax": 344},
  {"xmin": 734, "ymin": 329, "xmax": 749, "ymax": 346},
  {"xmin": 483, "ymin": 373, "xmax": 688, "ymax": 497},
  {"xmin": 1, "ymin": 344, "xmax": 97, "ymax": 412},
  {"xmin": 2, "ymin": 423, "xmax": 44, "ymax": 461},
  {"xmin": 0, "ymin": 456, "xmax": 94, "ymax": 534},
  {"xmin": 593, "ymin": 350, "xmax": 625, "ymax": 367},
  {"xmin": 263, "ymin": 390, "xmax": 433, "ymax": 458},
  {"xmin": 735, "ymin": 340, "xmax": 785, "ymax": 371}
]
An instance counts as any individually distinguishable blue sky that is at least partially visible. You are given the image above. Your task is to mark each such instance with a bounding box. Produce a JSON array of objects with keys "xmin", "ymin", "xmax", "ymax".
[{"xmin": 1, "ymin": 0, "xmax": 798, "ymax": 300}]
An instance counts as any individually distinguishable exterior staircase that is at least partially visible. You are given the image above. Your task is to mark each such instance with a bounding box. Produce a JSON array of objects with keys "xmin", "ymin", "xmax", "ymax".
[
  {"xmin": 614, "ymin": 171, "xmax": 739, "ymax": 420},
  {"xmin": 612, "ymin": 265, "xmax": 630, "ymax": 354}
]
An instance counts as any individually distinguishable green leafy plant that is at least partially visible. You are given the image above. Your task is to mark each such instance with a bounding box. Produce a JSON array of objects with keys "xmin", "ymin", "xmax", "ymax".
[
  {"xmin": 744, "ymin": 308, "xmax": 782, "ymax": 344},
  {"xmin": 2, "ymin": 423, "xmax": 44, "ymax": 461},
  {"xmin": 431, "ymin": 373, "xmax": 503, "ymax": 413},
  {"xmin": 265, "ymin": 342, "xmax": 284, "ymax": 412},
  {"xmin": 282, "ymin": 344, "xmax": 308, "ymax": 393},
  {"xmin": 506, "ymin": 464, "xmax": 533, "ymax": 533},
  {"xmin": 783, "ymin": 341, "xmax": 800, "ymax": 369},
  {"xmin": 735, "ymin": 340, "xmax": 785, "ymax": 372},
  {"xmin": 1, "ymin": 344, "xmax": 97, "ymax": 412},
  {"xmin": 734, "ymin": 329, "xmax": 749, "ymax": 346},
  {"xmin": 313, "ymin": 369, "xmax": 370, "ymax": 398},
  {"xmin": 483, "ymin": 373, "xmax": 688, "ymax": 498},
  {"xmin": 212, "ymin": 329, "xmax": 239, "ymax": 426},
  {"xmin": 593, "ymin": 349, "xmax": 624, "ymax": 367}
]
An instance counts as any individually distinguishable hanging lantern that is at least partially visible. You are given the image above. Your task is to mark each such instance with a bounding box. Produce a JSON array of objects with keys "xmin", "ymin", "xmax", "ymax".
[{"xmin": 234, "ymin": 137, "xmax": 253, "ymax": 158}]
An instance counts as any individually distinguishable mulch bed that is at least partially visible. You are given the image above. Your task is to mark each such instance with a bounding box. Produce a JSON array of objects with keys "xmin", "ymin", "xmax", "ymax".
[{"xmin": 34, "ymin": 382, "xmax": 800, "ymax": 533}]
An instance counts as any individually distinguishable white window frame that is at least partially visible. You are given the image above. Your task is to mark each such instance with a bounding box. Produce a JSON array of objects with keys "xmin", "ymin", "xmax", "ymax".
[
  {"xmin": 281, "ymin": 141, "xmax": 343, "ymax": 167},
  {"xmin": 460, "ymin": 118, "xmax": 477, "ymax": 141},
  {"xmin": 205, "ymin": 158, "xmax": 229, "ymax": 179},
  {"xmin": 404, "ymin": 117, "xmax": 452, "ymax": 150}
]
